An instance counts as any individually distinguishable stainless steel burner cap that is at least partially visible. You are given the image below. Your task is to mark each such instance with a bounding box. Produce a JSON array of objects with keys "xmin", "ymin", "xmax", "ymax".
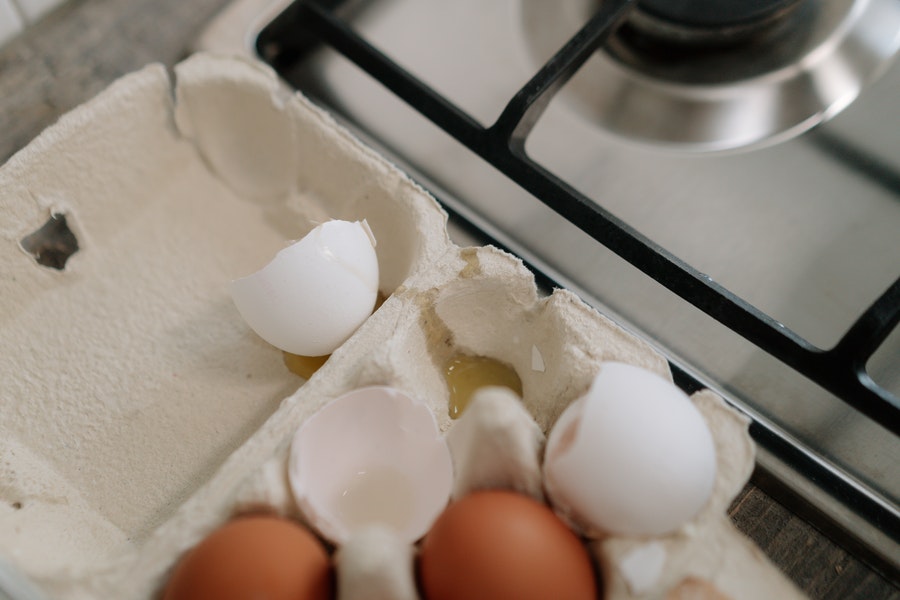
[
  {"xmin": 633, "ymin": 0, "xmax": 803, "ymax": 45},
  {"xmin": 637, "ymin": 0, "xmax": 801, "ymax": 29},
  {"xmin": 521, "ymin": 0, "xmax": 900, "ymax": 151}
]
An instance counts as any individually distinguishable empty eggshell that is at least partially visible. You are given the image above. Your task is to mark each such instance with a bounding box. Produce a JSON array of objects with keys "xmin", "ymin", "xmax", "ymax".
[
  {"xmin": 289, "ymin": 386, "xmax": 453, "ymax": 545},
  {"xmin": 231, "ymin": 219, "xmax": 379, "ymax": 356},
  {"xmin": 543, "ymin": 362, "xmax": 717, "ymax": 538}
]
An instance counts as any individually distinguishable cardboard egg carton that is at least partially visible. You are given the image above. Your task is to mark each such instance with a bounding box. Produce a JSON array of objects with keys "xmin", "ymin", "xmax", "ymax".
[{"xmin": 0, "ymin": 53, "xmax": 804, "ymax": 600}]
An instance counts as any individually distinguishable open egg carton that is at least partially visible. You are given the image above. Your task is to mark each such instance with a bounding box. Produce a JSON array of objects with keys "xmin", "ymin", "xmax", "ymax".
[{"xmin": 0, "ymin": 54, "xmax": 804, "ymax": 600}]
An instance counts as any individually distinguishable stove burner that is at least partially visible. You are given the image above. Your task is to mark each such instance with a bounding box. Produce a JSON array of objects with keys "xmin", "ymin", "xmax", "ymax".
[
  {"xmin": 610, "ymin": 0, "xmax": 810, "ymax": 84},
  {"xmin": 521, "ymin": 0, "xmax": 900, "ymax": 151},
  {"xmin": 633, "ymin": 0, "xmax": 803, "ymax": 45}
]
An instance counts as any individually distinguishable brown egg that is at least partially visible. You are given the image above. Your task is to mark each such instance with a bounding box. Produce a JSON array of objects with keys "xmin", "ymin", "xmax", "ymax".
[
  {"xmin": 418, "ymin": 490, "xmax": 598, "ymax": 600},
  {"xmin": 163, "ymin": 514, "xmax": 333, "ymax": 600}
]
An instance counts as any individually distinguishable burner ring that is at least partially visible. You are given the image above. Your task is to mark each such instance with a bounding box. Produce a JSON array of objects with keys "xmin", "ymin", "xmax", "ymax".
[
  {"xmin": 519, "ymin": 0, "xmax": 900, "ymax": 152},
  {"xmin": 628, "ymin": 0, "xmax": 804, "ymax": 46},
  {"xmin": 638, "ymin": 0, "xmax": 797, "ymax": 27}
]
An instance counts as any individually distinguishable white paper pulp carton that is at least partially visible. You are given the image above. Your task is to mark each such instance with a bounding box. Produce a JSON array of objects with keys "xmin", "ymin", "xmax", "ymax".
[{"xmin": 0, "ymin": 53, "xmax": 803, "ymax": 600}]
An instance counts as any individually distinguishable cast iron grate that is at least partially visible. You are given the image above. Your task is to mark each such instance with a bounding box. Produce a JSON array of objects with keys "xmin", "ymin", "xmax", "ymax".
[{"xmin": 255, "ymin": 0, "xmax": 900, "ymax": 568}]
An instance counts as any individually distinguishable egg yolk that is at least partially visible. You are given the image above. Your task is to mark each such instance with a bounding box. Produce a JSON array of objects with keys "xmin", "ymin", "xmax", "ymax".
[
  {"xmin": 444, "ymin": 355, "xmax": 523, "ymax": 419},
  {"xmin": 284, "ymin": 352, "xmax": 331, "ymax": 379}
]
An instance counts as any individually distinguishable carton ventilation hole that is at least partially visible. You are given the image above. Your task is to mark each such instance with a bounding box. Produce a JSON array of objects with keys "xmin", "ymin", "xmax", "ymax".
[{"xmin": 20, "ymin": 213, "xmax": 79, "ymax": 270}]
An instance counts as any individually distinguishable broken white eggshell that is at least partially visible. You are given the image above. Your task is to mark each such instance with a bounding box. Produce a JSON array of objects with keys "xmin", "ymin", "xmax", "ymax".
[
  {"xmin": 543, "ymin": 361, "xmax": 717, "ymax": 538},
  {"xmin": 230, "ymin": 219, "xmax": 379, "ymax": 356},
  {"xmin": 593, "ymin": 391, "xmax": 805, "ymax": 600},
  {"xmin": 288, "ymin": 386, "xmax": 453, "ymax": 545}
]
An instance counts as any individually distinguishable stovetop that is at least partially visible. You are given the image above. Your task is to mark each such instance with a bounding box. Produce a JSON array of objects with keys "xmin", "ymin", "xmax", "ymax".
[{"xmin": 198, "ymin": 0, "xmax": 900, "ymax": 578}]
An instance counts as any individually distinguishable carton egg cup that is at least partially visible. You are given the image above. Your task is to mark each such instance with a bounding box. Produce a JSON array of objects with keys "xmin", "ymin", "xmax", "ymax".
[{"xmin": 0, "ymin": 53, "xmax": 803, "ymax": 599}]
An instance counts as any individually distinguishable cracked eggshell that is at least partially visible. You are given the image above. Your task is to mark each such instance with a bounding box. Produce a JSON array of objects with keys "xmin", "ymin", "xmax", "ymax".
[
  {"xmin": 231, "ymin": 219, "xmax": 379, "ymax": 356},
  {"xmin": 592, "ymin": 391, "xmax": 804, "ymax": 599},
  {"xmin": 543, "ymin": 362, "xmax": 717, "ymax": 538},
  {"xmin": 288, "ymin": 386, "xmax": 453, "ymax": 545}
]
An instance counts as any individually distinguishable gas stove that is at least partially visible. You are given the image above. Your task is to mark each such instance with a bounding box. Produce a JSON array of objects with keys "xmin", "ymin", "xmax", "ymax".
[{"xmin": 199, "ymin": 0, "xmax": 900, "ymax": 579}]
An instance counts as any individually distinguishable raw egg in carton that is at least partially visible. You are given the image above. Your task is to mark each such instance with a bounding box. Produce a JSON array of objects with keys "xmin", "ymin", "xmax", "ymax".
[{"xmin": 0, "ymin": 53, "xmax": 803, "ymax": 600}]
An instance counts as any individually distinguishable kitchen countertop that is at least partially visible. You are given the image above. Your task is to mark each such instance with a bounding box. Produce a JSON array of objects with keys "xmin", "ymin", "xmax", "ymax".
[{"xmin": 0, "ymin": 0, "xmax": 897, "ymax": 598}]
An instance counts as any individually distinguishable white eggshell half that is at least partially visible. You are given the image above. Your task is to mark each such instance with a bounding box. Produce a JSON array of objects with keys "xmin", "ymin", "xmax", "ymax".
[
  {"xmin": 289, "ymin": 386, "xmax": 453, "ymax": 545},
  {"xmin": 230, "ymin": 219, "xmax": 379, "ymax": 356},
  {"xmin": 543, "ymin": 362, "xmax": 717, "ymax": 537}
]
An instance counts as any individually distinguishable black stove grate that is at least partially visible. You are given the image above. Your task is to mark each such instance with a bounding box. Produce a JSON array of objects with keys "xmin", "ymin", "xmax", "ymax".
[{"xmin": 255, "ymin": 0, "xmax": 900, "ymax": 572}]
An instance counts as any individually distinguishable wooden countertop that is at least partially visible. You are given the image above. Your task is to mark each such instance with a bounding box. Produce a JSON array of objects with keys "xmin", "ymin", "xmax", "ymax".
[{"xmin": 0, "ymin": 0, "xmax": 897, "ymax": 598}]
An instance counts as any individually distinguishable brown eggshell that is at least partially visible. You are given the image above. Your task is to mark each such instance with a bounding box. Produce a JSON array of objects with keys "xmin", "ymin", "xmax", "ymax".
[
  {"xmin": 163, "ymin": 515, "xmax": 333, "ymax": 600},
  {"xmin": 418, "ymin": 490, "xmax": 598, "ymax": 600}
]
